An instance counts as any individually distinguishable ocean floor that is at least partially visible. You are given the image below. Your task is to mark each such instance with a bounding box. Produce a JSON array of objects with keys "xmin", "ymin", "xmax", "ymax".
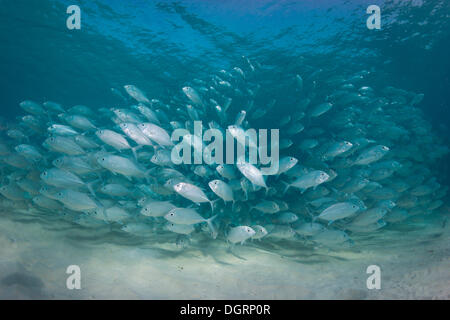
[{"xmin": 0, "ymin": 209, "xmax": 449, "ymax": 300}]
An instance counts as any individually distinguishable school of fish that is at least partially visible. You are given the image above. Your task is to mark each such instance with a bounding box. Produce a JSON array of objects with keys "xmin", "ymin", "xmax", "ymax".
[{"xmin": 0, "ymin": 56, "xmax": 448, "ymax": 251}]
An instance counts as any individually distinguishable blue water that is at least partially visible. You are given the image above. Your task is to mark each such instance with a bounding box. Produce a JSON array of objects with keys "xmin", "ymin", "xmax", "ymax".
[
  {"xmin": 1, "ymin": 0, "xmax": 449, "ymax": 175},
  {"xmin": 0, "ymin": 0, "xmax": 449, "ymax": 299}
]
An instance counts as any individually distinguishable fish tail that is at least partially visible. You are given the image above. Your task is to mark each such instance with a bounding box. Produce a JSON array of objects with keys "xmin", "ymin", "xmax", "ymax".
[
  {"xmin": 306, "ymin": 207, "xmax": 317, "ymax": 223},
  {"xmin": 86, "ymin": 180, "xmax": 100, "ymax": 199},
  {"xmin": 209, "ymin": 199, "xmax": 219, "ymax": 213},
  {"xmin": 144, "ymin": 168, "xmax": 156, "ymax": 185},
  {"xmin": 205, "ymin": 214, "xmax": 218, "ymax": 237},
  {"xmin": 281, "ymin": 181, "xmax": 290, "ymax": 194},
  {"xmin": 46, "ymin": 111, "xmax": 52, "ymax": 124},
  {"xmin": 131, "ymin": 146, "xmax": 141, "ymax": 161}
]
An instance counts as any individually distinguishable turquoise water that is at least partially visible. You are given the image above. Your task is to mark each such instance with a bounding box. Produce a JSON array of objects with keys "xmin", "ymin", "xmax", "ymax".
[{"xmin": 0, "ymin": 0, "xmax": 449, "ymax": 299}]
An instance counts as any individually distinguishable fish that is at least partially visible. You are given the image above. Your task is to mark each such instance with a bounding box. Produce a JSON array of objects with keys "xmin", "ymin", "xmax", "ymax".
[
  {"xmin": 227, "ymin": 226, "xmax": 256, "ymax": 244},
  {"xmin": 310, "ymin": 102, "xmax": 332, "ymax": 117},
  {"xmin": 250, "ymin": 200, "xmax": 280, "ymax": 214},
  {"xmin": 173, "ymin": 182, "xmax": 215, "ymax": 211},
  {"xmin": 95, "ymin": 129, "xmax": 137, "ymax": 157},
  {"xmin": 350, "ymin": 207, "xmax": 388, "ymax": 226},
  {"xmin": 165, "ymin": 208, "xmax": 217, "ymax": 236},
  {"xmin": 165, "ymin": 222, "xmax": 195, "ymax": 235},
  {"xmin": 119, "ymin": 123, "xmax": 153, "ymax": 146},
  {"xmin": 140, "ymin": 201, "xmax": 176, "ymax": 217},
  {"xmin": 124, "ymin": 85, "xmax": 151, "ymax": 104},
  {"xmin": 14, "ymin": 144, "xmax": 45, "ymax": 163},
  {"xmin": 48, "ymin": 124, "xmax": 79, "ymax": 136},
  {"xmin": 315, "ymin": 202, "xmax": 360, "ymax": 223},
  {"xmin": 138, "ymin": 123, "xmax": 173, "ymax": 147},
  {"xmin": 251, "ymin": 225, "xmax": 268, "ymax": 240},
  {"xmin": 0, "ymin": 51, "xmax": 447, "ymax": 258},
  {"xmin": 40, "ymin": 168, "xmax": 96, "ymax": 196},
  {"xmin": 272, "ymin": 211, "xmax": 299, "ymax": 224},
  {"xmin": 353, "ymin": 145, "xmax": 389, "ymax": 166},
  {"xmin": 19, "ymin": 100, "xmax": 46, "ymax": 116},
  {"xmin": 208, "ymin": 179, "xmax": 234, "ymax": 204},
  {"xmin": 293, "ymin": 222, "xmax": 326, "ymax": 237},
  {"xmin": 99, "ymin": 184, "xmax": 132, "ymax": 197},
  {"xmin": 312, "ymin": 230, "xmax": 351, "ymax": 246},
  {"xmin": 182, "ymin": 86, "xmax": 204, "ymax": 107},
  {"xmin": 43, "ymin": 136, "xmax": 85, "ymax": 155},
  {"xmin": 283, "ymin": 170, "xmax": 329, "ymax": 194},
  {"xmin": 236, "ymin": 160, "xmax": 268, "ymax": 193},
  {"xmin": 54, "ymin": 189, "xmax": 100, "ymax": 212},
  {"xmin": 96, "ymin": 154, "xmax": 148, "ymax": 181},
  {"xmin": 63, "ymin": 114, "xmax": 97, "ymax": 131}
]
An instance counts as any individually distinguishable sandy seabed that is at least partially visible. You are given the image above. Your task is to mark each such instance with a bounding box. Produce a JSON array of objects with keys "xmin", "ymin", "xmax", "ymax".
[{"xmin": 0, "ymin": 209, "xmax": 449, "ymax": 300}]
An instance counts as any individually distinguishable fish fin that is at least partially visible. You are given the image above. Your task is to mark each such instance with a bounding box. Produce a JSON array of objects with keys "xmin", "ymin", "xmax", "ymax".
[
  {"xmin": 210, "ymin": 199, "xmax": 220, "ymax": 213},
  {"xmin": 144, "ymin": 168, "xmax": 156, "ymax": 185},
  {"xmin": 308, "ymin": 208, "xmax": 318, "ymax": 223},
  {"xmin": 205, "ymin": 214, "xmax": 218, "ymax": 238},
  {"xmin": 86, "ymin": 180, "xmax": 100, "ymax": 198},
  {"xmin": 281, "ymin": 181, "xmax": 290, "ymax": 195},
  {"xmin": 46, "ymin": 111, "xmax": 52, "ymax": 124},
  {"xmin": 131, "ymin": 146, "xmax": 141, "ymax": 161}
]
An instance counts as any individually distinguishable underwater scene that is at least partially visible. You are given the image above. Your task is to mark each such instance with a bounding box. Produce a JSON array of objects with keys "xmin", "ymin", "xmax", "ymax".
[{"xmin": 0, "ymin": 0, "xmax": 449, "ymax": 300}]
